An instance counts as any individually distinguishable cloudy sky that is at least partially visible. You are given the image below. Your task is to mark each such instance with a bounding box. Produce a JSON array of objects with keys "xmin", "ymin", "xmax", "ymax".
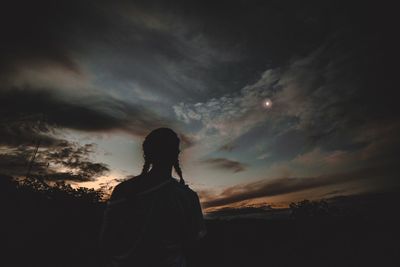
[{"xmin": 1, "ymin": 0, "xmax": 398, "ymax": 211}]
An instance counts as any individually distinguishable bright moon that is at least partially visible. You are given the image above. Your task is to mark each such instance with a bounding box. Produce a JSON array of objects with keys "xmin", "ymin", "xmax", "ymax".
[{"xmin": 263, "ymin": 99, "xmax": 272, "ymax": 108}]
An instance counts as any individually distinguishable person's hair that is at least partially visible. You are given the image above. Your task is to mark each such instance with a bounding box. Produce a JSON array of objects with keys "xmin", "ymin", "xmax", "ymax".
[{"xmin": 140, "ymin": 128, "xmax": 185, "ymax": 184}]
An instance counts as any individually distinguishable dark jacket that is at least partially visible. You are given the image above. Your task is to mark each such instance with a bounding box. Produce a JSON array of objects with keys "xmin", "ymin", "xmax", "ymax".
[{"xmin": 99, "ymin": 175, "xmax": 206, "ymax": 267}]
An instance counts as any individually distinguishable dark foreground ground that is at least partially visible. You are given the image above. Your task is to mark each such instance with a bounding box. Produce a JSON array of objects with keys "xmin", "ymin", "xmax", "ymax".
[{"xmin": 2, "ymin": 175, "xmax": 400, "ymax": 267}]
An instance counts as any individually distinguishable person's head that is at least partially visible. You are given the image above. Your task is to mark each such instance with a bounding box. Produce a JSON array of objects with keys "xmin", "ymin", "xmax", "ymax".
[{"xmin": 141, "ymin": 128, "xmax": 184, "ymax": 184}]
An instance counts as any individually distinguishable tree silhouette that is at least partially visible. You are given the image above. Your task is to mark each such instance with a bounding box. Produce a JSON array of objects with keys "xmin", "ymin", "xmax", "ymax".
[{"xmin": 289, "ymin": 199, "xmax": 331, "ymax": 218}]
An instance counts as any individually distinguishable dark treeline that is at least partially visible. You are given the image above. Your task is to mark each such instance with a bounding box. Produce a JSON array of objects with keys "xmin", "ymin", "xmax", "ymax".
[
  {"xmin": 1, "ymin": 174, "xmax": 104, "ymax": 267},
  {"xmin": 2, "ymin": 174, "xmax": 399, "ymax": 267}
]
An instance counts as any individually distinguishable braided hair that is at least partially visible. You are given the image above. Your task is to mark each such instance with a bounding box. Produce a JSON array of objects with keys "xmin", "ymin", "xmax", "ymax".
[
  {"xmin": 140, "ymin": 128, "xmax": 185, "ymax": 184},
  {"xmin": 140, "ymin": 156, "xmax": 151, "ymax": 176},
  {"xmin": 173, "ymin": 158, "xmax": 184, "ymax": 185}
]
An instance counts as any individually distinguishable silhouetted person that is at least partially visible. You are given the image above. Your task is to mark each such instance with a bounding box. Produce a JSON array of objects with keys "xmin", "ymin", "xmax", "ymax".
[{"xmin": 100, "ymin": 128, "xmax": 206, "ymax": 267}]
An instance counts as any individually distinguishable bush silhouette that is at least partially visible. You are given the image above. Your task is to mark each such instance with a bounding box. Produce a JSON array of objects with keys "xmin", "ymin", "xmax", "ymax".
[
  {"xmin": 1, "ymin": 174, "xmax": 106, "ymax": 266},
  {"xmin": 289, "ymin": 199, "xmax": 332, "ymax": 218}
]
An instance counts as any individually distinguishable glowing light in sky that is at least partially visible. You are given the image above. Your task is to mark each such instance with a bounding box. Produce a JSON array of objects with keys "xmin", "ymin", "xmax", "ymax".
[{"xmin": 263, "ymin": 99, "xmax": 272, "ymax": 109}]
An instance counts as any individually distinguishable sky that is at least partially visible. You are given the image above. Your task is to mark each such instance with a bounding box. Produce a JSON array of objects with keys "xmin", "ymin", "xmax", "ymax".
[{"xmin": 1, "ymin": 0, "xmax": 399, "ymax": 212}]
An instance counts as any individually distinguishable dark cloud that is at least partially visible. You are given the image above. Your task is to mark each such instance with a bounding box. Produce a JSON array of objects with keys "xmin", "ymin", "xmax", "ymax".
[
  {"xmin": 201, "ymin": 164, "xmax": 399, "ymax": 208},
  {"xmin": 2, "ymin": 0, "xmax": 396, "ymax": 106},
  {"xmin": 3, "ymin": 0, "xmax": 380, "ymax": 100},
  {"xmin": 200, "ymin": 158, "xmax": 247, "ymax": 173},
  {"xmin": 1, "ymin": 0, "xmax": 233, "ymax": 101},
  {"xmin": 0, "ymin": 117, "xmax": 62, "ymax": 148},
  {"xmin": 0, "ymin": 88, "xmax": 173, "ymax": 147},
  {"xmin": 0, "ymin": 0, "xmax": 92, "ymax": 76},
  {"xmin": 0, "ymin": 141, "xmax": 109, "ymax": 182}
]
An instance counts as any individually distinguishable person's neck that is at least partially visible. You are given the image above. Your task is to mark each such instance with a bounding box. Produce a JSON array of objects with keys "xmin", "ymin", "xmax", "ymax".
[{"xmin": 148, "ymin": 164, "xmax": 172, "ymax": 181}]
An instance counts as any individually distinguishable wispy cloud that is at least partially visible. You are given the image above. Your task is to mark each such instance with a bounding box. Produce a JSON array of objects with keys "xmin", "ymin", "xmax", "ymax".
[
  {"xmin": 200, "ymin": 164, "xmax": 398, "ymax": 209},
  {"xmin": 200, "ymin": 158, "xmax": 247, "ymax": 173},
  {"xmin": 173, "ymin": 69, "xmax": 280, "ymax": 139}
]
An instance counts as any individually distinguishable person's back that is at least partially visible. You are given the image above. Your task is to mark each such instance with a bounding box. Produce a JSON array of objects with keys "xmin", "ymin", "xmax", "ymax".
[{"xmin": 99, "ymin": 128, "xmax": 206, "ymax": 267}]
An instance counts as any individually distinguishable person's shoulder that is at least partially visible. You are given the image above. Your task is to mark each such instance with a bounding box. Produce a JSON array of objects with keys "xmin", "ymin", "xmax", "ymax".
[
  {"xmin": 169, "ymin": 177, "xmax": 188, "ymax": 190},
  {"xmin": 168, "ymin": 178, "xmax": 198, "ymax": 197},
  {"xmin": 110, "ymin": 175, "xmax": 142, "ymax": 200}
]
